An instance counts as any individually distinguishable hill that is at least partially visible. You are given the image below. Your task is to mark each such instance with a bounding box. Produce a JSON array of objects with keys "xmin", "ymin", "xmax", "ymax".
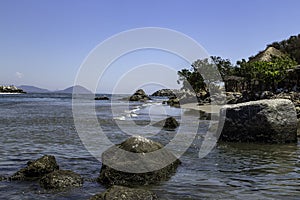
[
  {"xmin": 267, "ymin": 34, "xmax": 300, "ymax": 64},
  {"xmin": 248, "ymin": 46, "xmax": 286, "ymax": 62},
  {"xmin": 55, "ymin": 85, "xmax": 93, "ymax": 94},
  {"xmin": 19, "ymin": 85, "xmax": 50, "ymax": 93}
]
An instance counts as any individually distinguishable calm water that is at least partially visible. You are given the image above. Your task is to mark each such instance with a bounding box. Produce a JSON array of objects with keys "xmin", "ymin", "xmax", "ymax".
[{"xmin": 1, "ymin": 93, "xmax": 300, "ymax": 200}]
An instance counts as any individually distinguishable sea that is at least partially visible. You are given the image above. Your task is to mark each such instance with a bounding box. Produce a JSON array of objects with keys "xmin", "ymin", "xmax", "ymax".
[{"xmin": 1, "ymin": 93, "xmax": 300, "ymax": 200}]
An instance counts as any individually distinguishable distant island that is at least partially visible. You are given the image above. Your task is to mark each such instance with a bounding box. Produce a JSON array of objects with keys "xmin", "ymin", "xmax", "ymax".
[
  {"xmin": 17, "ymin": 85, "xmax": 92, "ymax": 94},
  {"xmin": 0, "ymin": 85, "xmax": 26, "ymax": 94}
]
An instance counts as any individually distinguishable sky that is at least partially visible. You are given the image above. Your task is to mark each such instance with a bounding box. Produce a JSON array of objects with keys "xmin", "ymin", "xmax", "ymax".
[{"xmin": 0, "ymin": 0, "xmax": 300, "ymax": 93}]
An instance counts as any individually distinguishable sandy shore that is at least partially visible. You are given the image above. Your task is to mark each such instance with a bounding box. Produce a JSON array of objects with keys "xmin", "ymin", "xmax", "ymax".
[{"xmin": 181, "ymin": 103, "xmax": 222, "ymax": 114}]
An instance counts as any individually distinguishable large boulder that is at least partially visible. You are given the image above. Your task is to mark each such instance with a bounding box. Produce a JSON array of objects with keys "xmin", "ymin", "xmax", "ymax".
[
  {"xmin": 219, "ymin": 99, "xmax": 297, "ymax": 143},
  {"xmin": 129, "ymin": 89, "xmax": 151, "ymax": 101},
  {"xmin": 39, "ymin": 170, "xmax": 83, "ymax": 189},
  {"xmin": 10, "ymin": 155, "xmax": 59, "ymax": 180},
  {"xmin": 97, "ymin": 136, "xmax": 180, "ymax": 186},
  {"xmin": 89, "ymin": 185, "xmax": 158, "ymax": 200}
]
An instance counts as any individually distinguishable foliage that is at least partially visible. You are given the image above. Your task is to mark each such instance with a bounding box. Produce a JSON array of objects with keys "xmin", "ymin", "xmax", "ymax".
[
  {"xmin": 177, "ymin": 57, "xmax": 233, "ymax": 92},
  {"xmin": 237, "ymin": 55, "xmax": 297, "ymax": 91}
]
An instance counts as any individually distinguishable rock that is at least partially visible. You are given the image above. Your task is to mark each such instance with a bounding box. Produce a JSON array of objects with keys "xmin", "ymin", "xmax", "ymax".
[
  {"xmin": 0, "ymin": 175, "xmax": 6, "ymax": 181},
  {"xmin": 166, "ymin": 96, "xmax": 180, "ymax": 108},
  {"xmin": 39, "ymin": 170, "xmax": 83, "ymax": 189},
  {"xmin": 129, "ymin": 89, "xmax": 151, "ymax": 101},
  {"xmin": 219, "ymin": 99, "xmax": 298, "ymax": 143},
  {"xmin": 89, "ymin": 185, "xmax": 158, "ymax": 200},
  {"xmin": 151, "ymin": 89, "xmax": 176, "ymax": 97},
  {"xmin": 153, "ymin": 117, "xmax": 179, "ymax": 130},
  {"xmin": 97, "ymin": 136, "xmax": 181, "ymax": 186},
  {"xmin": 10, "ymin": 155, "xmax": 59, "ymax": 180},
  {"xmin": 95, "ymin": 96, "xmax": 110, "ymax": 100}
]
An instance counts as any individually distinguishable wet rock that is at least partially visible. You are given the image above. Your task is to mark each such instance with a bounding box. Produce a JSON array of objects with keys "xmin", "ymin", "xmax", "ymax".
[
  {"xmin": 39, "ymin": 170, "xmax": 83, "ymax": 189},
  {"xmin": 97, "ymin": 136, "xmax": 180, "ymax": 186},
  {"xmin": 219, "ymin": 99, "xmax": 298, "ymax": 143},
  {"xmin": 95, "ymin": 96, "xmax": 110, "ymax": 100},
  {"xmin": 153, "ymin": 117, "xmax": 179, "ymax": 130},
  {"xmin": 10, "ymin": 155, "xmax": 59, "ymax": 180},
  {"xmin": 89, "ymin": 185, "xmax": 158, "ymax": 200},
  {"xmin": 129, "ymin": 89, "xmax": 151, "ymax": 101},
  {"xmin": 0, "ymin": 175, "xmax": 6, "ymax": 181},
  {"xmin": 166, "ymin": 96, "xmax": 180, "ymax": 108}
]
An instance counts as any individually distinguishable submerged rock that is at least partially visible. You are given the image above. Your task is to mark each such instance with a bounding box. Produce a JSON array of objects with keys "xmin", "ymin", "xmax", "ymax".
[
  {"xmin": 39, "ymin": 170, "xmax": 83, "ymax": 189},
  {"xmin": 89, "ymin": 185, "xmax": 158, "ymax": 200},
  {"xmin": 10, "ymin": 155, "xmax": 59, "ymax": 180},
  {"xmin": 95, "ymin": 96, "xmax": 110, "ymax": 100},
  {"xmin": 129, "ymin": 89, "xmax": 151, "ymax": 101},
  {"xmin": 97, "ymin": 136, "xmax": 180, "ymax": 186},
  {"xmin": 219, "ymin": 99, "xmax": 297, "ymax": 143},
  {"xmin": 153, "ymin": 117, "xmax": 179, "ymax": 130}
]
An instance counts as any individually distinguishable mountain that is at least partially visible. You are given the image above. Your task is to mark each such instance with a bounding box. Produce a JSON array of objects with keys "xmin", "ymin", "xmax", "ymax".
[
  {"xmin": 19, "ymin": 85, "xmax": 50, "ymax": 93},
  {"xmin": 55, "ymin": 85, "xmax": 93, "ymax": 94}
]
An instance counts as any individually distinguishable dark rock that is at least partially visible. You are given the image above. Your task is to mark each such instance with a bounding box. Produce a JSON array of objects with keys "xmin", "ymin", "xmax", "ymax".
[
  {"xmin": 10, "ymin": 155, "xmax": 59, "ymax": 180},
  {"xmin": 153, "ymin": 117, "xmax": 179, "ymax": 130},
  {"xmin": 166, "ymin": 96, "xmax": 180, "ymax": 108},
  {"xmin": 39, "ymin": 170, "xmax": 83, "ymax": 189},
  {"xmin": 151, "ymin": 89, "xmax": 176, "ymax": 97},
  {"xmin": 219, "ymin": 99, "xmax": 298, "ymax": 143},
  {"xmin": 97, "ymin": 136, "xmax": 180, "ymax": 186},
  {"xmin": 129, "ymin": 89, "xmax": 151, "ymax": 101},
  {"xmin": 95, "ymin": 96, "xmax": 110, "ymax": 100},
  {"xmin": 0, "ymin": 175, "xmax": 6, "ymax": 181},
  {"xmin": 89, "ymin": 185, "xmax": 158, "ymax": 200}
]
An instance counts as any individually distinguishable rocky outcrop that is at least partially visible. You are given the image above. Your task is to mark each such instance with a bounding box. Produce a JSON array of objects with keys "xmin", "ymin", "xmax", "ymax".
[
  {"xmin": 97, "ymin": 136, "xmax": 180, "ymax": 186},
  {"xmin": 95, "ymin": 96, "xmax": 110, "ymax": 100},
  {"xmin": 151, "ymin": 89, "xmax": 176, "ymax": 97},
  {"xmin": 129, "ymin": 89, "xmax": 151, "ymax": 101},
  {"xmin": 10, "ymin": 155, "xmax": 59, "ymax": 180},
  {"xmin": 0, "ymin": 85, "xmax": 26, "ymax": 93},
  {"xmin": 219, "ymin": 99, "xmax": 298, "ymax": 143},
  {"xmin": 89, "ymin": 185, "xmax": 158, "ymax": 200},
  {"xmin": 153, "ymin": 117, "xmax": 179, "ymax": 130},
  {"xmin": 39, "ymin": 170, "xmax": 83, "ymax": 189}
]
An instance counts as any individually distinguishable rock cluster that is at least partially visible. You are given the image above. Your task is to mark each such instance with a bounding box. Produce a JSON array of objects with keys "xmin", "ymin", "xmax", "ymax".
[
  {"xmin": 9, "ymin": 155, "xmax": 83, "ymax": 190},
  {"xmin": 151, "ymin": 89, "xmax": 176, "ymax": 97},
  {"xmin": 129, "ymin": 89, "xmax": 151, "ymax": 101}
]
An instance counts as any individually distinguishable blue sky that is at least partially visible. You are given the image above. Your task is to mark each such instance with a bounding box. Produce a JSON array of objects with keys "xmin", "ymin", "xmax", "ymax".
[{"xmin": 1, "ymin": 0, "xmax": 300, "ymax": 93}]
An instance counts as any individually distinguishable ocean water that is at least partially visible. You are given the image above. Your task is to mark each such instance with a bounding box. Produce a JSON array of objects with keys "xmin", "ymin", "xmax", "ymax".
[{"xmin": 1, "ymin": 93, "xmax": 300, "ymax": 200}]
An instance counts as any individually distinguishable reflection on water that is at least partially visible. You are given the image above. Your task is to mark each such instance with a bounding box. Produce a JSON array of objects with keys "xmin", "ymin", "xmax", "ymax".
[{"xmin": 0, "ymin": 93, "xmax": 300, "ymax": 199}]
